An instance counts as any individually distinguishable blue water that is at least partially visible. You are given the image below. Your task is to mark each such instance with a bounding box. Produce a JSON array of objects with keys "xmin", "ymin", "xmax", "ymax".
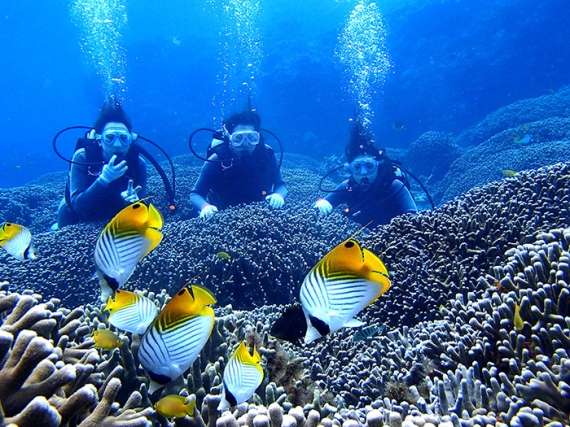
[{"xmin": 1, "ymin": 0, "xmax": 569, "ymax": 188}]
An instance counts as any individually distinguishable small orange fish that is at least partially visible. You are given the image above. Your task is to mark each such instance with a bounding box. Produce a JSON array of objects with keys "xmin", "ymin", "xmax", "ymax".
[{"xmin": 155, "ymin": 394, "xmax": 196, "ymax": 418}]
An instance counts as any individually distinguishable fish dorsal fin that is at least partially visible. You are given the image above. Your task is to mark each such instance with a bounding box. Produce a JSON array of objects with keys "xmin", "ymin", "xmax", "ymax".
[
  {"xmin": 234, "ymin": 341, "xmax": 261, "ymax": 365},
  {"xmin": 105, "ymin": 290, "xmax": 138, "ymax": 312},
  {"xmin": 142, "ymin": 204, "xmax": 164, "ymax": 256},
  {"xmin": 190, "ymin": 285, "xmax": 217, "ymax": 309},
  {"xmin": 147, "ymin": 203, "xmax": 164, "ymax": 230},
  {"xmin": 157, "ymin": 285, "xmax": 216, "ymax": 327}
]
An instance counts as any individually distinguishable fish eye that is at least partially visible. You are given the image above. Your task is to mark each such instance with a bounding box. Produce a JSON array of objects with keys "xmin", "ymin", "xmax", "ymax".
[
  {"xmin": 132, "ymin": 203, "xmax": 142, "ymax": 209},
  {"xmin": 345, "ymin": 241, "xmax": 355, "ymax": 248},
  {"xmin": 178, "ymin": 289, "xmax": 186, "ymax": 296}
]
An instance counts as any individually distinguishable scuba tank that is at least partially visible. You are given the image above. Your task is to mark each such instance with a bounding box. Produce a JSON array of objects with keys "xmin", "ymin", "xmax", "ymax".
[{"xmin": 52, "ymin": 126, "xmax": 177, "ymax": 211}]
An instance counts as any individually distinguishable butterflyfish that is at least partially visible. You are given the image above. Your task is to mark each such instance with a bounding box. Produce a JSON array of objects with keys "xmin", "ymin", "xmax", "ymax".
[
  {"xmin": 93, "ymin": 328, "xmax": 123, "ymax": 350},
  {"xmin": 105, "ymin": 290, "xmax": 159, "ymax": 334},
  {"xmin": 299, "ymin": 238, "xmax": 391, "ymax": 344},
  {"xmin": 218, "ymin": 341, "xmax": 264, "ymax": 411},
  {"xmin": 138, "ymin": 285, "xmax": 216, "ymax": 393},
  {"xmin": 154, "ymin": 394, "xmax": 196, "ymax": 418},
  {"xmin": 0, "ymin": 222, "xmax": 36, "ymax": 261},
  {"xmin": 94, "ymin": 202, "xmax": 163, "ymax": 302},
  {"xmin": 514, "ymin": 303, "xmax": 524, "ymax": 331}
]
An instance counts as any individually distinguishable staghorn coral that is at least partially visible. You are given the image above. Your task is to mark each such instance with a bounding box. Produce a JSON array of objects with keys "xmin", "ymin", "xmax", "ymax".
[{"xmin": 0, "ymin": 284, "xmax": 154, "ymax": 426}]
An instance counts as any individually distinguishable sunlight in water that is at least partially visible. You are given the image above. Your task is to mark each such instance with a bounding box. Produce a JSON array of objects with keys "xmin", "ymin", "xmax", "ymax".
[
  {"xmin": 70, "ymin": 0, "xmax": 128, "ymax": 99},
  {"xmin": 210, "ymin": 0, "xmax": 262, "ymax": 122},
  {"xmin": 337, "ymin": 0, "xmax": 392, "ymax": 127}
]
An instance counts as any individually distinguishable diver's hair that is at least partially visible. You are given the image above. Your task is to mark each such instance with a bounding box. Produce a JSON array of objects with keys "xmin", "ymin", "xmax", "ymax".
[
  {"xmin": 93, "ymin": 95, "xmax": 133, "ymax": 133},
  {"xmin": 345, "ymin": 118, "xmax": 383, "ymax": 162},
  {"xmin": 223, "ymin": 98, "xmax": 261, "ymax": 134}
]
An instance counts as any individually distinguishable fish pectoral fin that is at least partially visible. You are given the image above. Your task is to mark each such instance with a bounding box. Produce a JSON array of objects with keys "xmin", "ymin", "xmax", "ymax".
[{"xmin": 344, "ymin": 318, "xmax": 365, "ymax": 328}]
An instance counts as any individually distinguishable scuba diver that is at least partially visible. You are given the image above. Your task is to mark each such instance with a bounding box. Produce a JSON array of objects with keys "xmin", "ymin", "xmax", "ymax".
[
  {"xmin": 314, "ymin": 118, "xmax": 417, "ymax": 226},
  {"xmin": 189, "ymin": 102, "xmax": 287, "ymax": 218},
  {"xmin": 52, "ymin": 96, "xmax": 175, "ymax": 229}
]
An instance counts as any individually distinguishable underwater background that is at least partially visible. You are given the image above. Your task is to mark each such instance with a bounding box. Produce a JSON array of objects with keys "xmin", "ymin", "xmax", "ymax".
[
  {"xmin": 1, "ymin": 1, "xmax": 570, "ymax": 427},
  {"xmin": 1, "ymin": 0, "xmax": 570, "ymax": 188}
]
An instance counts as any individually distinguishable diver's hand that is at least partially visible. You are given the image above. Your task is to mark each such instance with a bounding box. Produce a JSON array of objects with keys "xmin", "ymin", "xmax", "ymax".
[
  {"xmin": 87, "ymin": 129, "xmax": 97, "ymax": 139},
  {"xmin": 266, "ymin": 193, "xmax": 285, "ymax": 209},
  {"xmin": 200, "ymin": 203, "xmax": 218, "ymax": 219},
  {"xmin": 99, "ymin": 155, "xmax": 128, "ymax": 185},
  {"xmin": 121, "ymin": 179, "xmax": 142, "ymax": 203},
  {"xmin": 314, "ymin": 198, "xmax": 333, "ymax": 215}
]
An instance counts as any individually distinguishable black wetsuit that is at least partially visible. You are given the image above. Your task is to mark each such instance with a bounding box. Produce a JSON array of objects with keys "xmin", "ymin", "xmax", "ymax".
[
  {"xmin": 57, "ymin": 147, "xmax": 147, "ymax": 227},
  {"xmin": 190, "ymin": 144, "xmax": 286, "ymax": 211}
]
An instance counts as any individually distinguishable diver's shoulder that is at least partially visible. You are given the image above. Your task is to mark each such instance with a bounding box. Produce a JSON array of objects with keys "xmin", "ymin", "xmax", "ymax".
[{"xmin": 72, "ymin": 148, "xmax": 88, "ymax": 161}]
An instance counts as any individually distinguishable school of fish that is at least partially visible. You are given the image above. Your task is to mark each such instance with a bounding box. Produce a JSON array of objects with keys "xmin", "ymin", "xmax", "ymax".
[{"xmin": 1, "ymin": 203, "xmax": 394, "ymax": 419}]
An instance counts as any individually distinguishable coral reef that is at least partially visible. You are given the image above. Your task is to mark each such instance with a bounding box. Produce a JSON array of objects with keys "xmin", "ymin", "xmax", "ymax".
[
  {"xmin": 1, "ymin": 162, "xmax": 570, "ymax": 427},
  {"xmin": 403, "ymin": 131, "xmax": 460, "ymax": 183},
  {"xmin": 439, "ymin": 118, "xmax": 570, "ymax": 203}
]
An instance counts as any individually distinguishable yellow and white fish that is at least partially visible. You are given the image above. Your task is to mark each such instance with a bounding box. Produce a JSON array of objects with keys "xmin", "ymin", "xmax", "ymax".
[
  {"xmin": 300, "ymin": 238, "xmax": 391, "ymax": 344},
  {"xmin": 138, "ymin": 285, "xmax": 216, "ymax": 393},
  {"xmin": 218, "ymin": 341, "xmax": 264, "ymax": 411},
  {"xmin": 94, "ymin": 202, "xmax": 163, "ymax": 302},
  {"xmin": 93, "ymin": 328, "xmax": 123, "ymax": 350},
  {"xmin": 154, "ymin": 394, "xmax": 196, "ymax": 419},
  {"xmin": 0, "ymin": 222, "xmax": 36, "ymax": 260},
  {"xmin": 105, "ymin": 290, "xmax": 159, "ymax": 334}
]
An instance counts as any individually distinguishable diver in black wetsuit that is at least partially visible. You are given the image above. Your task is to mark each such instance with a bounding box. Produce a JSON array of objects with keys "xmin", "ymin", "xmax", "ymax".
[
  {"xmin": 314, "ymin": 118, "xmax": 417, "ymax": 226},
  {"xmin": 190, "ymin": 106, "xmax": 287, "ymax": 218},
  {"xmin": 55, "ymin": 98, "xmax": 147, "ymax": 228}
]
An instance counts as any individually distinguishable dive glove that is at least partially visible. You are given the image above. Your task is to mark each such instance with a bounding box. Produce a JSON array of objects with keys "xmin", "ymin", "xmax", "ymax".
[
  {"xmin": 200, "ymin": 203, "xmax": 218, "ymax": 219},
  {"xmin": 266, "ymin": 193, "xmax": 285, "ymax": 209},
  {"xmin": 314, "ymin": 198, "xmax": 333, "ymax": 215},
  {"xmin": 121, "ymin": 179, "xmax": 142, "ymax": 203},
  {"xmin": 99, "ymin": 155, "xmax": 128, "ymax": 185}
]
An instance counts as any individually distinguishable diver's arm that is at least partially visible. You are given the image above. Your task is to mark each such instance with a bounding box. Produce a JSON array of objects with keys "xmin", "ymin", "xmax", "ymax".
[
  {"xmin": 134, "ymin": 156, "xmax": 148, "ymax": 199},
  {"xmin": 323, "ymin": 181, "xmax": 349, "ymax": 208},
  {"xmin": 189, "ymin": 161, "xmax": 216, "ymax": 211},
  {"xmin": 68, "ymin": 150, "xmax": 109, "ymax": 214},
  {"xmin": 273, "ymin": 171, "xmax": 288, "ymax": 199},
  {"xmin": 268, "ymin": 151, "xmax": 287, "ymax": 198},
  {"xmin": 390, "ymin": 180, "xmax": 417, "ymax": 215}
]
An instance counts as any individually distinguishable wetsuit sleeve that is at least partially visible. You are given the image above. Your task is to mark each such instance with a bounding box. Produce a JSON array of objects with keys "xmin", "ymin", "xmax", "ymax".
[
  {"xmin": 68, "ymin": 149, "xmax": 109, "ymax": 214},
  {"xmin": 390, "ymin": 180, "xmax": 418, "ymax": 215},
  {"xmin": 135, "ymin": 156, "xmax": 147, "ymax": 199},
  {"xmin": 268, "ymin": 151, "xmax": 287, "ymax": 198},
  {"xmin": 190, "ymin": 159, "xmax": 217, "ymax": 210},
  {"xmin": 323, "ymin": 180, "xmax": 349, "ymax": 208}
]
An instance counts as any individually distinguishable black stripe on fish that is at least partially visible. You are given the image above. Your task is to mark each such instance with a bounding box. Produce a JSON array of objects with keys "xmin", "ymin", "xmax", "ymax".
[
  {"xmin": 309, "ymin": 315, "xmax": 330, "ymax": 337},
  {"xmin": 104, "ymin": 274, "xmax": 120, "ymax": 292},
  {"xmin": 148, "ymin": 371, "xmax": 171, "ymax": 386},
  {"xmin": 225, "ymin": 387, "xmax": 238, "ymax": 407},
  {"xmin": 23, "ymin": 244, "xmax": 32, "ymax": 260}
]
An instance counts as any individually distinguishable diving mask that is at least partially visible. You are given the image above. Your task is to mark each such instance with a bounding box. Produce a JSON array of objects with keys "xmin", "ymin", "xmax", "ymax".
[
  {"xmin": 99, "ymin": 130, "xmax": 134, "ymax": 146},
  {"xmin": 349, "ymin": 158, "xmax": 378, "ymax": 175},
  {"xmin": 230, "ymin": 130, "xmax": 260, "ymax": 146}
]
